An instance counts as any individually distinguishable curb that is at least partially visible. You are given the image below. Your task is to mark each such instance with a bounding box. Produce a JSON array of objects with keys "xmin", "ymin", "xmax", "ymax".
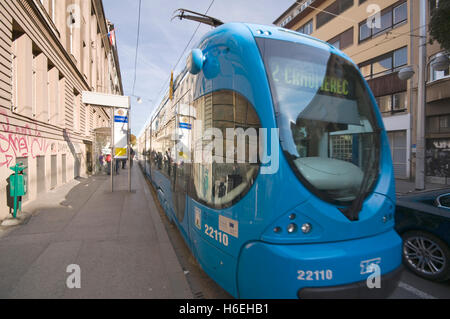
[{"xmin": 137, "ymin": 168, "xmax": 194, "ymax": 299}]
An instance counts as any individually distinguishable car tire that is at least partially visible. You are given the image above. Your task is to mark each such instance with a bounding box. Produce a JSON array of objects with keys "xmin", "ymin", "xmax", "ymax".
[{"xmin": 402, "ymin": 231, "xmax": 450, "ymax": 282}]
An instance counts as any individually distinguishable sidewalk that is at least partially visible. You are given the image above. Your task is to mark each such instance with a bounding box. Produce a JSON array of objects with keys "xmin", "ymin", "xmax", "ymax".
[
  {"xmin": 0, "ymin": 163, "xmax": 192, "ymax": 299},
  {"xmin": 395, "ymin": 179, "xmax": 449, "ymax": 196}
]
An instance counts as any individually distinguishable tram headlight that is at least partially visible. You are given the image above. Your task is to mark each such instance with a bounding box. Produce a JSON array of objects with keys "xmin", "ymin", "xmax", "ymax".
[
  {"xmin": 287, "ymin": 223, "xmax": 298, "ymax": 234},
  {"xmin": 301, "ymin": 223, "xmax": 312, "ymax": 234}
]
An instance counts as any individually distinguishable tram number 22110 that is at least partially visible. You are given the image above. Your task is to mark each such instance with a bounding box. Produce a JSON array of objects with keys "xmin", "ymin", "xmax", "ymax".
[
  {"xmin": 205, "ymin": 224, "xmax": 229, "ymax": 247},
  {"xmin": 297, "ymin": 269, "xmax": 333, "ymax": 281}
]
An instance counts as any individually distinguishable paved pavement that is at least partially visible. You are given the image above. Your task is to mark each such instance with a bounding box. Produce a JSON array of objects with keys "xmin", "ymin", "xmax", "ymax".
[{"xmin": 0, "ymin": 163, "xmax": 192, "ymax": 299}]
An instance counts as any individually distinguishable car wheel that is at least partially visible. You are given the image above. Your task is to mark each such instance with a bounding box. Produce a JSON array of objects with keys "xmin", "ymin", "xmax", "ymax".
[{"xmin": 402, "ymin": 231, "xmax": 450, "ymax": 282}]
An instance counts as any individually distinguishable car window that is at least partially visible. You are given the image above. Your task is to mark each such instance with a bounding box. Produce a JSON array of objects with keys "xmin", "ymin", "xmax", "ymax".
[{"xmin": 438, "ymin": 194, "xmax": 450, "ymax": 208}]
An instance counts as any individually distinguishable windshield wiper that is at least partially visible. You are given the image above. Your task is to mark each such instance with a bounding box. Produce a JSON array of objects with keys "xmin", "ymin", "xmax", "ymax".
[{"xmin": 340, "ymin": 130, "xmax": 380, "ymax": 221}]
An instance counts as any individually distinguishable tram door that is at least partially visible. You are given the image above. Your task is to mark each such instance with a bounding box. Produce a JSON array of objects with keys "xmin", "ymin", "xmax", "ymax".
[
  {"xmin": 172, "ymin": 100, "xmax": 193, "ymax": 233},
  {"xmin": 172, "ymin": 157, "xmax": 188, "ymax": 223}
]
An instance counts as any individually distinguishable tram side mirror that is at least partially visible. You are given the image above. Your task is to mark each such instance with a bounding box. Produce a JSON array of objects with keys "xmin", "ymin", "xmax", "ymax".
[{"xmin": 187, "ymin": 49, "xmax": 205, "ymax": 75}]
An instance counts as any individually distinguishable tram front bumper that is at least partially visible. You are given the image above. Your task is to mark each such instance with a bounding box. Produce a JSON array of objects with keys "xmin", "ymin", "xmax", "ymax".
[
  {"xmin": 297, "ymin": 266, "xmax": 402, "ymax": 299},
  {"xmin": 237, "ymin": 229, "xmax": 402, "ymax": 299}
]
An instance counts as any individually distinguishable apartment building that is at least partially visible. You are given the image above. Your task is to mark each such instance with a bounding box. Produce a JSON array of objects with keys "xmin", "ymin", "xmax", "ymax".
[
  {"xmin": 274, "ymin": 0, "xmax": 450, "ymax": 183},
  {"xmin": 0, "ymin": 0, "xmax": 123, "ymax": 220}
]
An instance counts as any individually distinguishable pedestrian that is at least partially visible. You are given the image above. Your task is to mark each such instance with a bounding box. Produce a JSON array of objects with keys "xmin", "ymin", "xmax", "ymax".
[
  {"xmin": 115, "ymin": 158, "xmax": 120, "ymax": 175},
  {"xmin": 130, "ymin": 147, "xmax": 135, "ymax": 168},
  {"xmin": 99, "ymin": 154, "xmax": 104, "ymax": 172}
]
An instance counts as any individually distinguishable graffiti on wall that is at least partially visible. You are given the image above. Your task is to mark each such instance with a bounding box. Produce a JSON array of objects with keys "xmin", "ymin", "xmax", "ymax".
[
  {"xmin": 426, "ymin": 138, "xmax": 450, "ymax": 178},
  {"xmin": 0, "ymin": 109, "xmax": 69, "ymax": 168}
]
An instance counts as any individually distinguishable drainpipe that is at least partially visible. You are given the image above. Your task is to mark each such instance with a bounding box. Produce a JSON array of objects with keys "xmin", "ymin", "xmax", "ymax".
[
  {"xmin": 409, "ymin": 0, "xmax": 414, "ymax": 181},
  {"xmin": 415, "ymin": 0, "xmax": 427, "ymax": 190}
]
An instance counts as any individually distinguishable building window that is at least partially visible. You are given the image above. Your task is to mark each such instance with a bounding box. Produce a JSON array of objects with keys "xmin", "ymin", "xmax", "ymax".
[
  {"xmin": 429, "ymin": 53, "xmax": 450, "ymax": 82},
  {"xmin": 376, "ymin": 91, "xmax": 407, "ymax": 114},
  {"xmin": 328, "ymin": 27, "xmax": 354, "ymax": 50},
  {"xmin": 377, "ymin": 10, "xmax": 393, "ymax": 35},
  {"xmin": 330, "ymin": 135, "xmax": 353, "ymax": 162},
  {"xmin": 373, "ymin": 56, "xmax": 392, "ymax": 76},
  {"xmin": 330, "ymin": 39, "xmax": 340, "ymax": 49},
  {"xmin": 359, "ymin": 46, "xmax": 408, "ymax": 79},
  {"xmin": 427, "ymin": 115, "xmax": 450, "ymax": 134},
  {"xmin": 280, "ymin": 15, "xmax": 293, "ymax": 27},
  {"xmin": 359, "ymin": 1, "xmax": 407, "ymax": 42},
  {"xmin": 316, "ymin": 0, "xmax": 354, "ymax": 29},
  {"xmin": 392, "ymin": 92, "xmax": 407, "ymax": 111},
  {"xmin": 360, "ymin": 64, "xmax": 371, "ymax": 78},
  {"xmin": 296, "ymin": 19, "xmax": 313, "ymax": 35},
  {"xmin": 393, "ymin": 2, "xmax": 407, "ymax": 24},
  {"xmin": 73, "ymin": 89, "xmax": 80, "ymax": 132},
  {"xmin": 394, "ymin": 47, "xmax": 408, "ymax": 68},
  {"xmin": 376, "ymin": 95, "xmax": 392, "ymax": 113},
  {"xmin": 430, "ymin": 0, "xmax": 440, "ymax": 12}
]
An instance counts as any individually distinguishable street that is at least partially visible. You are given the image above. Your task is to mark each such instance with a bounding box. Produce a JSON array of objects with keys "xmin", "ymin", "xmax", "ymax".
[{"xmin": 0, "ymin": 165, "xmax": 449, "ymax": 299}]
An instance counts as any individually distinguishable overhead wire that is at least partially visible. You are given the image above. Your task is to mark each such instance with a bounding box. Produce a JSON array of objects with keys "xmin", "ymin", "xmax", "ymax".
[
  {"xmin": 289, "ymin": 1, "xmax": 429, "ymax": 59},
  {"xmin": 131, "ymin": 0, "xmax": 142, "ymax": 97},
  {"xmin": 349, "ymin": 24, "xmax": 428, "ymax": 59},
  {"xmin": 152, "ymin": 0, "xmax": 216, "ymax": 107}
]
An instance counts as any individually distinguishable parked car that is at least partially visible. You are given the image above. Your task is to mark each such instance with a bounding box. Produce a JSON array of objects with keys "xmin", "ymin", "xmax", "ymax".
[{"xmin": 395, "ymin": 189, "xmax": 450, "ymax": 282}]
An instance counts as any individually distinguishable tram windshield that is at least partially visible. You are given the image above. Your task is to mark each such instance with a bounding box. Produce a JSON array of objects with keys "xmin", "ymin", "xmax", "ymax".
[{"xmin": 257, "ymin": 38, "xmax": 380, "ymax": 204}]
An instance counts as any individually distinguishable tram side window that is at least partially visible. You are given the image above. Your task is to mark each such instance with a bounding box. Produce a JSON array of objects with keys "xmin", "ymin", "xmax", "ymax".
[
  {"xmin": 150, "ymin": 119, "xmax": 159, "ymax": 170},
  {"xmin": 154, "ymin": 119, "xmax": 175, "ymax": 178},
  {"xmin": 150, "ymin": 111, "xmax": 176, "ymax": 178},
  {"xmin": 190, "ymin": 90, "xmax": 261, "ymax": 209}
]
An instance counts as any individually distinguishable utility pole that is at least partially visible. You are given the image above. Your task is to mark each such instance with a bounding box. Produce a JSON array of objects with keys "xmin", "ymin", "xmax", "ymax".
[
  {"xmin": 111, "ymin": 106, "xmax": 115, "ymax": 192},
  {"xmin": 415, "ymin": 1, "xmax": 427, "ymax": 190},
  {"xmin": 128, "ymin": 108, "xmax": 131, "ymax": 193}
]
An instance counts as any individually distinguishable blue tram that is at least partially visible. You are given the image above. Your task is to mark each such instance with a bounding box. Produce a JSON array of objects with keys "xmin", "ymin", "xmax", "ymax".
[{"xmin": 138, "ymin": 22, "xmax": 402, "ymax": 298}]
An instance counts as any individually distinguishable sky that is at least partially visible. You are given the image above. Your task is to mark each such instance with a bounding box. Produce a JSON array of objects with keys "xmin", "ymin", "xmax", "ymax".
[{"xmin": 103, "ymin": 0, "xmax": 294, "ymax": 136}]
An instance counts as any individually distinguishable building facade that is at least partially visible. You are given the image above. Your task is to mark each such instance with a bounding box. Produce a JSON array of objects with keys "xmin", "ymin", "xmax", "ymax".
[
  {"xmin": 0, "ymin": 0, "xmax": 123, "ymax": 220},
  {"xmin": 274, "ymin": 0, "xmax": 450, "ymax": 183}
]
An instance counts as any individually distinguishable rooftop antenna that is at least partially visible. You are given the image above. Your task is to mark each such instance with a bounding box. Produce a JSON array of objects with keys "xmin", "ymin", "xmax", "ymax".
[{"xmin": 171, "ymin": 8, "xmax": 224, "ymax": 27}]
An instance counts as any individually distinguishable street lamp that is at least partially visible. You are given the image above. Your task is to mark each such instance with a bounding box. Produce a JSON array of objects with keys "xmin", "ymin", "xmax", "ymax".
[
  {"xmin": 131, "ymin": 95, "xmax": 152, "ymax": 105},
  {"xmin": 398, "ymin": 65, "xmax": 415, "ymax": 81},
  {"xmin": 399, "ymin": 54, "xmax": 450, "ymax": 81},
  {"xmin": 432, "ymin": 52, "xmax": 450, "ymax": 71}
]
